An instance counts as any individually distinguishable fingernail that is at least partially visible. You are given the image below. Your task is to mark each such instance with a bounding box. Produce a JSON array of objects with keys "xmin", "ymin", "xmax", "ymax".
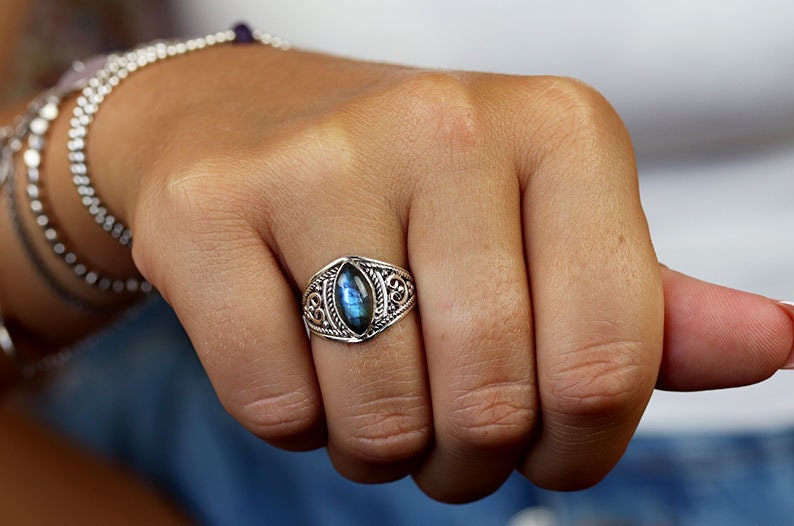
[{"xmin": 780, "ymin": 301, "xmax": 794, "ymax": 370}]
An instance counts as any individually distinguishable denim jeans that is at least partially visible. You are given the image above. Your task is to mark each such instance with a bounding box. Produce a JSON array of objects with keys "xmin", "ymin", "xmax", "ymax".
[{"xmin": 28, "ymin": 298, "xmax": 794, "ymax": 526}]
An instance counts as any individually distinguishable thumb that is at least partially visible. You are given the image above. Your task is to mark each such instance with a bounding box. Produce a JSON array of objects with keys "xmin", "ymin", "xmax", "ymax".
[{"xmin": 657, "ymin": 266, "xmax": 794, "ymax": 391}]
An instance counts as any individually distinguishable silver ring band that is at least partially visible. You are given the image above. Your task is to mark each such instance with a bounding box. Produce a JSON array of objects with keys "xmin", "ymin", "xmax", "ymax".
[{"xmin": 302, "ymin": 256, "xmax": 416, "ymax": 343}]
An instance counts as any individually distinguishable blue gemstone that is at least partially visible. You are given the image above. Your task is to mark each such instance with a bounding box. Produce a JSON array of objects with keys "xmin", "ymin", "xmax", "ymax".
[{"xmin": 334, "ymin": 263, "xmax": 374, "ymax": 336}]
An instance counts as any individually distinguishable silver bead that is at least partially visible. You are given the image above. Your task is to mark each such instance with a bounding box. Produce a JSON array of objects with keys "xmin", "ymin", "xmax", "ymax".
[
  {"xmin": 23, "ymin": 149, "xmax": 41, "ymax": 168},
  {"xmin": 39, "ymin": 102, "xmax": 59, "ymax": 121},
  {"xmin": 30, "ymin": 117, "xmax": 49, "ymax": 135},
  {"xmin": 63, "ymin": 26, "xmax": 291, "ymax": 270}
]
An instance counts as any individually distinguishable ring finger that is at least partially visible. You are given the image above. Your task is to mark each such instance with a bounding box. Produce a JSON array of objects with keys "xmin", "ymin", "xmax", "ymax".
[{"xmin": 270, "ymin": 151, "xmax": 431, "ymax": 483}]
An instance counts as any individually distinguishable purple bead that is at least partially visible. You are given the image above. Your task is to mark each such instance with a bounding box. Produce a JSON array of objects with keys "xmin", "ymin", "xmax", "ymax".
[{"xmin": 232, "ymin": 23, "xmax": 255, "ymax": 44}]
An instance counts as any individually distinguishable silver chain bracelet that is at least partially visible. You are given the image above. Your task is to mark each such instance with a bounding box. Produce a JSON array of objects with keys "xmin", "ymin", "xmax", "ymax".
[
  {"xmin": 23, "ymin": 92, "xmax": 150, "ymax": 294},
  {"xmin": 68, "ymin": 25, "xmax": 290, "ymax": 247},
  {"xmin": 4, "ymin": 93, "xmax": 125, "ymax": 311},
  {"xmin": 0, "ymin": 24, "xmax": 288, "ymax": 381}
]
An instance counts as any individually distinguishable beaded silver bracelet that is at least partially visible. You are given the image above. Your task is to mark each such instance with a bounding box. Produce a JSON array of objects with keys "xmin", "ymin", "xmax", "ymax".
[
  {"xmin": 2, "ymin": 78, "xmax": 149, "ymax": 310},
  {"xmin": 23, "ymin": 91, "xmax": 150, "ymax": 294},
  {"xmin": 3, "ymin": 96, "xmax": 114, "ymax": 311},
  {"xmin": 5, "ymin": 122, "xmax": 117, "ymax": 313},
  {"xmin": 68, "ymin": 24, "xmax": 290, "ymax": 247}
]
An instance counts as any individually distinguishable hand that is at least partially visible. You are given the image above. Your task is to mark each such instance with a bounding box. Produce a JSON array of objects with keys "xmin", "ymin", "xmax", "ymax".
[{"xmin": 81, "ymin": 45, "xmax": 793, "ymax": 502}]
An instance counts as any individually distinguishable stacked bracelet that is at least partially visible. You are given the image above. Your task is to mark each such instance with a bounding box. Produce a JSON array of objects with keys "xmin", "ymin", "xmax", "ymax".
[
  {"xmin": 23, "ymin": 92, "xmax": 150, "ymax": 294},
  {"xmin": 5, "ymin": 24, "xmax": 288, "ymax": 305},
  {"xmin": 4, "ymin": 95, "xmax": 112, "ymax": 311},
  {"xmin": 0, "ymin": 23, "xmax": 287, "ymax": 379},
  {"xmin": 7, "ymin": 139, "xmax": 107, "ymax": 312},
  {"xmin": 2, "ymin": 65, "xmax": 150, "ymax": 311},
  {"xmin": 69, "ymin": 23, "xmax": 290, "ymax": 248}
]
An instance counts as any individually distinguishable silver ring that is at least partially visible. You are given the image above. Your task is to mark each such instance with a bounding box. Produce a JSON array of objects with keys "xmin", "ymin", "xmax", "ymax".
[{"xmin": 302, "ymin": 256, "xmax": 417, "ymax": 343}]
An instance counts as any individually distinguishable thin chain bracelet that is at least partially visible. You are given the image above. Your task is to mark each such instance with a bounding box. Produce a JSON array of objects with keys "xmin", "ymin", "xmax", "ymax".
[
  {"xmin": 0, "ymin": 299, "xmax": 74, "ymax": 381},
  {"xmin": 17, "ymin": 296, "xmax": 155, "ymax": 379},
  {"xmin": 6, "ymin": 132, "xmax": 116, "ymax": 313},
  {"xmin": 69, "ymin": 24, "xmax": 291, "ymax": 247},
  {"xmin": 3, "ymin": 89, "xmax": 141, "ymax": 311},
  {"xmin": 23, "ymin": 92, "xmax": 150, "ymax": 294}
]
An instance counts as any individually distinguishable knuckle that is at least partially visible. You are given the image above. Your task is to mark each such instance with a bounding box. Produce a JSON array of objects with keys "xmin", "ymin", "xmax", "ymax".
[
  {"xmin": 162, "ymin": 161, "xmax": 250, "ymax": 226},
  {"xmin": 546, "ymin": 339, "xmax": 656, "ymax": 421},
  {"xmin": 340, "ymin": 394, "xmax": 431, "ymax": 463},
  {"xmin": 131, "ymin": 162, "xmax": 254, "ymax": 294},
  {"xmin": 136, "ymin": 162, "xmax": 254, "ymax": 258},
  {"xmin": 267, "ymin": 117, "xmax": 357, "ymax": 190},
  {"xmin": 430, "ymin": 266, "xmax": 535, "ymax": 449},
  {"xmin": 389, "ymin": 72, "xmax": 481, "ymax": 156},
  {"xmin": 260, "ymin": 118, "xmax": 374, "ymax": 220},
  {"xmin": 538, "ymin": 76, "xmax": 617, "ymax": 126},
  {"xmin": 447, "ymin": 379, "xmax": 536, "ymax": 449},
  {"xmin": 225, "ymin": 387, "xmax": 322, "ymax": 441},
  {"xmin": 533, "ymin": 76, "xmax": 629, "ymax": 150}
]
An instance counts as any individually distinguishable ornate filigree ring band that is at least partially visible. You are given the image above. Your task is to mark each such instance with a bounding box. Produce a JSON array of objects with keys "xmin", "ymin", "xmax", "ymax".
[{"xmin": 302, "ymin": 256, "xmax": 416, "ymax": 343}]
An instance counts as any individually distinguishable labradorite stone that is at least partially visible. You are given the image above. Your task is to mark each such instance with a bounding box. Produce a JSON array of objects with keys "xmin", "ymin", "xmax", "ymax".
[{"xmin": 334, "ymin": 263, "xmax": 374, "ymax": 336}]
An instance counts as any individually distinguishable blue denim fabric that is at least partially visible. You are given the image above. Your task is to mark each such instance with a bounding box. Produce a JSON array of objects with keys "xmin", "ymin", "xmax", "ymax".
[{"xmin": 28, "ymin": 299, "xmax": 794, "ymax": 526}]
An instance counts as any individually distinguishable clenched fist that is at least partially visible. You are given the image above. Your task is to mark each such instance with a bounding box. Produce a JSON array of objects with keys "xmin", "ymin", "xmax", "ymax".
[{"xmin": 50, "ymin": 44, "xmax": 791, "ymax": 503}]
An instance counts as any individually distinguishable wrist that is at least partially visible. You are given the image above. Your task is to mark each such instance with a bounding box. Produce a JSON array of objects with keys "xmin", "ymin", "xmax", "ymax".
[
  {"xmin": 80, "ymin": 39, "xmax": 293, "ymax": 231},
  {"xmin": 0, "ymin": 25, "xmax": 297, "ymax": 362}
]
